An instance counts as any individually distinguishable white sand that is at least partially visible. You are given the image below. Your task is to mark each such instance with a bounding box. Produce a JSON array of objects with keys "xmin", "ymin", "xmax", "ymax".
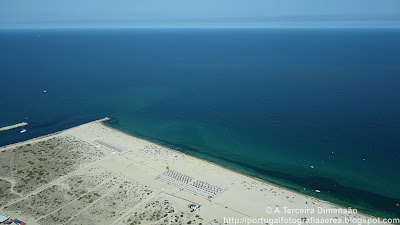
[{"xmin": 0, "ymin": 119, "xmax": 393, "ymax": 225}]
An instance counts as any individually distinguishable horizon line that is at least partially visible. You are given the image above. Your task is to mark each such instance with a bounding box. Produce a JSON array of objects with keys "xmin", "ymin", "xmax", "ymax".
[{"xmin": 1, "ymin": 27, "xmax": 400, "ymax": 30}]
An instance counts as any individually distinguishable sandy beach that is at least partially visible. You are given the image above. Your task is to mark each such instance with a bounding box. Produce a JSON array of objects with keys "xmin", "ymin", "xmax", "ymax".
[{"xmin": 0, "ymin": 118, "xmax": 395, "ymax": 225}]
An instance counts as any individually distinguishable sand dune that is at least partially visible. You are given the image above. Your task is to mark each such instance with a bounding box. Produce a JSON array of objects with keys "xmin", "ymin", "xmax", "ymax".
[{"xmin": 0, "ymin": 119, "xmax": 392, "ymax": 225}]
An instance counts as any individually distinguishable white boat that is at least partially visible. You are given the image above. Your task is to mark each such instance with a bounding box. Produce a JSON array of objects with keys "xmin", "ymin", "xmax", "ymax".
[
  {"xmin": 315, "ymin": 189, "xmax": 321, "ymax": 193},
  {"xmin": 20, "ymin": 125, "xmax": 26, "ymax": 133}
]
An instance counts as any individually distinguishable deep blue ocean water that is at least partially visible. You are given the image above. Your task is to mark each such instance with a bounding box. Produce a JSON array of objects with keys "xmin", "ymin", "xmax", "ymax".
[{"xmin": 0, "ymin": 29, "xmax": 399, "ymax": 217}]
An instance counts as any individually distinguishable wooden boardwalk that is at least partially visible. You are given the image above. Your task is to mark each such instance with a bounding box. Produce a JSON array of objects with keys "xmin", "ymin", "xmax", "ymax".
[{"xmin": 0, "ymin": 122, "xmax": 28, "ymax": 132}]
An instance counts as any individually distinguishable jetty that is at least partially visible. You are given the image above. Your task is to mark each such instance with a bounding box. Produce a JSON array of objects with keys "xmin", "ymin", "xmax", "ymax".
[
  {"xmin": 98, "ymin": 117, "xmax": 111, "ymax": 122},
  {"xmin": 0, "ymin": 122, "xmax": 28, "ymax": 132}
]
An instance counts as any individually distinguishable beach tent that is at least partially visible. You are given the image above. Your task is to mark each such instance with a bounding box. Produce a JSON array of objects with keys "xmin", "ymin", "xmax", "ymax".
[{"xmin": 9, "ymin": 219, "xmax": 25, "ymax": 225}]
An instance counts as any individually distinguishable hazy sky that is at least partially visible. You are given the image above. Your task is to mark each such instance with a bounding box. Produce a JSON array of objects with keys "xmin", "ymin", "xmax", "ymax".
[{"xmin": 1, "ymin": 0, "xmax": 400, "ymax": 28}]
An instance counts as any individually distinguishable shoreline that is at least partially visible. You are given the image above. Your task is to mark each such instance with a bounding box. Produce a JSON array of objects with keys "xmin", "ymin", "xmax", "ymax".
[
  {"xmin": 0, "ymin": 117, "xmax": 396, "ymax": 222},
  {"xmin": 100, "ymin": 121, "xmax": 393, "ymax": 220},
  {"xmin": 0, "ymin": 117, "xmax": 110, "ymax": 152}
]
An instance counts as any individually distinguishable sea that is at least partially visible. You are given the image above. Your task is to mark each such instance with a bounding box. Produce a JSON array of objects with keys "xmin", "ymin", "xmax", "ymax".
[{"xmin": 0, "ymin": 29, "xmax": 399, "ymax": 218}]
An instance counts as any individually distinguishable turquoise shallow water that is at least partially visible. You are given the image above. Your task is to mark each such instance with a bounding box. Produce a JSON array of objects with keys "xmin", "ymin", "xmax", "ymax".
[{"xmin": 0, "ymin": 29, "xmax": 399, "ymax": 217}]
